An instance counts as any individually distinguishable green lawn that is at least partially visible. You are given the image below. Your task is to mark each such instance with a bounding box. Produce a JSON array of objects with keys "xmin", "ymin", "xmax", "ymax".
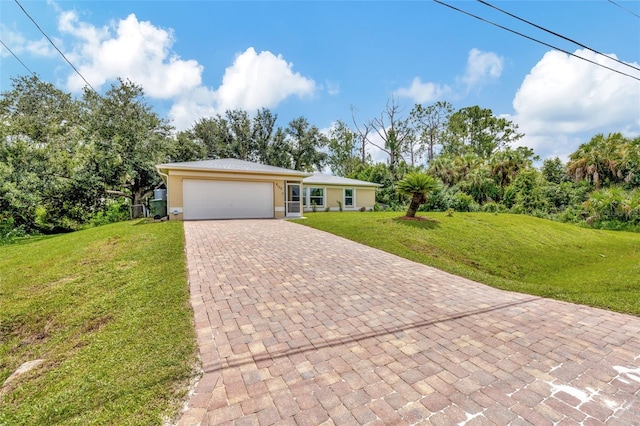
[
  {"xmin": 0, "ymin": 220, "xmax": 197, "ymax": 425},
  {"xmin": 294, "ymin": 212, "xmax": 640, "ymax": 316}
]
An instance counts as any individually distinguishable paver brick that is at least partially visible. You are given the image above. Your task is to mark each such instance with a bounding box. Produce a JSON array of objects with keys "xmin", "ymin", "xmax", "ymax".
[{"xmin": 176, "ymin": 220, "xmax": 640, "ymax": 425}]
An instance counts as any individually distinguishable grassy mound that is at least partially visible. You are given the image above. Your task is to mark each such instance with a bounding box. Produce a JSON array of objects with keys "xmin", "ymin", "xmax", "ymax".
[{"xmin": 0, "ymin": 220, "xmax": 197, "ymax": 425}]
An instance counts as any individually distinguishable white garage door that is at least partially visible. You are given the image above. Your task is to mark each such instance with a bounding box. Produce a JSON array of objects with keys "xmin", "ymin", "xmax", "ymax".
[{"xmin": 183, "ymin": 180, "xmax": 274, "ymax": 220}]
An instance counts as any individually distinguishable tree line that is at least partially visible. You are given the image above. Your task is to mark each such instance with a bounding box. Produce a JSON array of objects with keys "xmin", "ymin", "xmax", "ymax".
[{"xmin": 1, "ymin": 75, "xmax": 638, "ymax": 240}]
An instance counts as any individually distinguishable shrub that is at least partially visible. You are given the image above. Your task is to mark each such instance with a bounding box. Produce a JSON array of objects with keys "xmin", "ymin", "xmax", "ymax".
[
  {"xmin": 0, "ymin": 216, "xmax": 26, "ymax": 245},
  {"xmin": 481, "ymin": 202, "xmax": 506, "ymax": 213},
  {"xmin": 452, "ymin": 192, "xmax": 478, "ymax": 212}
]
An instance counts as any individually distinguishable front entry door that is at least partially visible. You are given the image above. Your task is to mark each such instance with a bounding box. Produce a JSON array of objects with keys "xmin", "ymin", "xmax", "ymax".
[{"xmin": 286, "ymin": 183, "xmax": 301, "ymax": 217}]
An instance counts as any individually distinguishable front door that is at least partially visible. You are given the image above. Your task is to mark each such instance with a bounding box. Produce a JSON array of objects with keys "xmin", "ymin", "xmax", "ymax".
[{"xmin": 286, "ymin": 183, "xmax": 301, "ymax": 217}]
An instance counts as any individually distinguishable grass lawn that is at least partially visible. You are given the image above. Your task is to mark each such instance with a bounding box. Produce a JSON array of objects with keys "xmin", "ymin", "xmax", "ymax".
[
  {"xmin": 295, "ymin": 212, "xmax": 640, "ymax": 316},
  {"xmin": 0, "ymin": 220, "xmax": 197, "ymax": 425}
]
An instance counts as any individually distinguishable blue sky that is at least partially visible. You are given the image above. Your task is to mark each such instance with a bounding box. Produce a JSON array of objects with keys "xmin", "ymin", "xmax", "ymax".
[{"xmin": 1, "ymin": 0, "xmax": 639, "ymax": 163}]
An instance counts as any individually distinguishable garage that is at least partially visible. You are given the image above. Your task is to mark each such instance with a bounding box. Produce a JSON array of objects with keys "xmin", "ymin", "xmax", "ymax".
[
  {"xmin": 183, "ymin": 180, "xmax": 274, "ymax": 220},
  {"xmin": 156, "ymin": 159, "xmax": 311, "ymax": 220}
]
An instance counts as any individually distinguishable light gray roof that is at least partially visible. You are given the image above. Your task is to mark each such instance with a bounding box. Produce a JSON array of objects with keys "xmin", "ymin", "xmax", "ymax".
[
  {"xmin": 303, "ymin": 173, "xmax": 382, "ymax": 187},
  {"xmin": 157, "ymin": 158, "xmax": 312, "ymax": 177}
]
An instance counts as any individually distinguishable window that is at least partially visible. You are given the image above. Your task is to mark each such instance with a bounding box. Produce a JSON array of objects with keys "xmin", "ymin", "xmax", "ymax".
[
  {"xmin": 344, "ymin": 188, "xmax": 354, "ymax": 207},
  {"xmin": 302, "ymin": 188, "xmax": 307, "ymax": 207},
  {"xmin": 309, "ymin": 187, "xmax": 324, "ymax": 207}
]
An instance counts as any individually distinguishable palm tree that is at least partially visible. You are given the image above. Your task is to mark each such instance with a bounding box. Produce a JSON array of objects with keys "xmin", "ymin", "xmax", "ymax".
[{"xmin": 396, "ymin": 172, "xmax": 438, "ymax": 217}]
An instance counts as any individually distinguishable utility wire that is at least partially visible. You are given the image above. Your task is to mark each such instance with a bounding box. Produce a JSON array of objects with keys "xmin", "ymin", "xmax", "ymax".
[
  {"xmin": 608, "ymin": 0, "xmax": 640, "ymax": 19},
  {"xmin": 477, "ymin": 0, "xmax": 640, "ymax": 73},
  {"xmin": 432, "ymin": 0, "xmax": 640, "ymax": 82},
  {"xmin": 0, "ymin": 39, "xmax": 36, "ymax": 76},
  {"xmin": 13, "ymin": 0, "xmax": 97, "ymax": 93}
]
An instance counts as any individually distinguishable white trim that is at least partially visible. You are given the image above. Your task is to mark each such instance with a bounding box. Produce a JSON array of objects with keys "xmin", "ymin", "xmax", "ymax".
[
  {"xmin": 305, "ymin": 186, "xmax": 326, "ymax": 209},
  {"xmin": 343, "ymin": 188, "xmax": 355, "ymax": 209},
  {"xmin": 285, "ymin": 182, "xmax": 303, "ymax": 217}
]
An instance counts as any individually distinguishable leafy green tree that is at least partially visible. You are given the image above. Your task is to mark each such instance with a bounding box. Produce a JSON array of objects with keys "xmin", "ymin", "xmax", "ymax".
[
  {"xmin": 409, "ymin": 101, "xmax": 453, "ymax": 163},
  {"xmin": 503, "ymin": 168, "xmax": 548, "ymax": 213},
  {"xmin": 169, "ymin": 131, "xmax": 207, "ymax": 162},
  {"xmin": 327, "ymin": 120, "xmax": 362, "ymax": 176},
  {"xmin": 0, "ymin": 75, "xmax": 98, "ymax": 232},
  {"xmin": 459, "ymin": 166, "xmax": 500, "ymax": 204},
  {"xmin": 253, "ymin": 108, "xmax": 278, "ymax": 164},
  {"xmin": 264, "ymin": 128, "xmax": 292, "ymax": 168},
  {"xmin": 225, "ymin": 109, "xmax": 255, "ymax": 160},
  {"xmin": 285, "ymin": 117, "xmax": 328, "ymax": 171},
  {"xmin": 443, "ymin": 106, "xmax": 523, "ymax": 159},
  {"xmin": 349, "ymin": 162, "xmax": 394, "ymax": 205},
  {"xmin": 189, "ymin": 115, "xmax": 232, "ymax": 158},
  {"xmin": 619, "ymin": 136, "xmax": 640, "ymax": 187},
  {"xmin": 541, "ymin": 157, "xmax": 568, "ymax": 184},
  {"xmin": 489, "ymin": 147, "xmax": 536, "ymax": 191},
  {"xmin": 82, "ymin": 79, "xmax": 173, "ymax": 214},
  {"xmin": 566, "ymin": 133, "xmax": 632, "ymax": 189},
  {"xmin": 396, "ymin": 172, "xmax": 438, "ymax": 217}
]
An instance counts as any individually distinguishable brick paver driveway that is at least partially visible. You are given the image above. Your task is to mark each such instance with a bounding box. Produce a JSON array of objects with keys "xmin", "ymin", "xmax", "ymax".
[{"xmin": 178, "ymin": 219, "xmax": 640, "ymax": 425}]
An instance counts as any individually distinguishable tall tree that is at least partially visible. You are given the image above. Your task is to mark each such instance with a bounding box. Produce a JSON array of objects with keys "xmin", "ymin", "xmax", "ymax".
[
  {"xmin": 489, "ymin": 146, "xmax": 537, "ymax": 190},
  {"xmin": 0, "ymin": 75, "xmax": 97, "ymax": 232},
  {"xmin": 409, "ymin": 101, "xmax": 454, "ymax": 164},
  {"xmin": 189, "ymin": 115, "xmax": 232, "ymax": 159},
  {"xmin": 368, "ymin": 98, "xmax": 413, "ymax": 180},
  {"xmin": 567, "ymin": 133, "xmax": 638, "ymax": 189},
  {"xmin": 225, "ymin": 109, "xmax": 254, "ymax": 160},
  {"xmin": 285, "ymin": 117, "xmax": 328, "ymax": 171},
  {"xmin": 443, "ymin": 106, "xmax": 523, "ymax": 159},
  {"xmin": 541, "ymin": 157, "xmax": 568, "ymax": 184},
  {"xmin": 351, "ymin": 106, "xmax": 371, "ymax": 165},
  {"xmin": 327, "ymin": 120, "xmax": 362, "ymax": 176},
  {"xmin": 253, "ymin": 108, "xmax": 278, "ymax": 164},
  {"xmin": 169, "ymin": 131, "xmax": 207, "ymax": 162},
  {"xmin": 83, "ymin": 79, "xmax": 173, "ymax": 214},
  {"xmin": 265, "ymin": 128, "xmax": 292, "ymax": 168}
]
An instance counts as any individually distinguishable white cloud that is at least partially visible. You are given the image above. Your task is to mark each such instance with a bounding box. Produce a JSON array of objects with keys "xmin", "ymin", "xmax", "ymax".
[
  {"xmin": 168, "ymin": 86, "xmax": 218, "ymax": 130},
  {"xmin": 394, "ymin": 77, "xmax": 451, "ymax": 104},
  {"xmin": 49, "ymin": 6, "xmax": 317, "ymax": 131},
  {"xmin": 461, "ymin": 48, "xmax": 503, "ymax": 88},
  {"xmin": 326, "ymin": 80, "xmax": 340, "ymax": 96},
  {"xmin": 511, "ymin": 48, "xmax": 640, "ymax": 158},
  {"xmin": 59, "ymin": 12, "xmax": 202, "ymax": 98},
  {"xmin": 395, "ymin": 48, "xmax": 501, "ymax": 103},
  {"xmin": 0, "ymin": 24, "xmax": 57, "ymax": 58},
  {"xmin": 216, "ymin": 47, "xmax": 315, "ymax": 112},
  {"xmin": 169, "ymin": 47, "xmax": 317, "ymax": 130}
]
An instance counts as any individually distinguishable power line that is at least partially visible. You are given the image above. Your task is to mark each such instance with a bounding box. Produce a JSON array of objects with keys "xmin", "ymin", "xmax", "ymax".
[
  {"xmin": 477, "ymin": 0, "xmax": 640, "ymax": 74},
  {"xmin": 13, "ymin": 0, "xmax": 97, "ymax": 93},
  {"xmin": 432, "ymin": 0, "xmax": 640, "ymax": 82},
  {"xmin": 608, "ymin": 0, "xmax": 640, "ymax": 19},
  {"xmin": 0, "ymin": 39, "xmax": 36, "ymax": 76}
]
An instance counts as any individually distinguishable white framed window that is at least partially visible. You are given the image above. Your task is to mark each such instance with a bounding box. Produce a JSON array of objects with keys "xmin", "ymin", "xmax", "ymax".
[
  {"xmin": 302, "ymin": 187, "xmax": 307, "ymax": 207},
  {"xmin": 344, "ymin": 188, "xmax": 354, "ymax": 207},
  {"xmin": 309, "ymin": 187, "xmax": 324, "ymax": 207}
]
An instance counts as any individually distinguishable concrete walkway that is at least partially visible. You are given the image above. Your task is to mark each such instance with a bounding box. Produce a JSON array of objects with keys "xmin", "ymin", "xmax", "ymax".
[{"xmin": 178, "ymin": 219, "xmax": 640, "ymax": 425}]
